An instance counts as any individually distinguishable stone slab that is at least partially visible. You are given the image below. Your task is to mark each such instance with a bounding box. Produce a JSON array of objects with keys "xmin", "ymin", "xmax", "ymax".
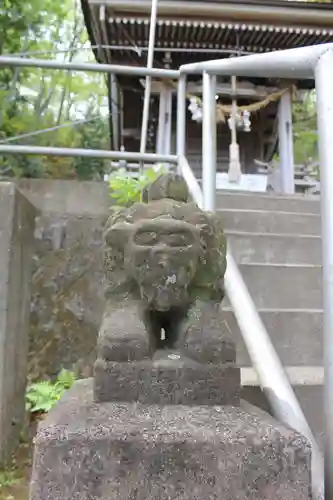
[
  {"xmin": 222, "ymin": 308, "xmax": 323, "ymax": 367},
  {"xmin": 218, "ymin": 208, "xmax": 321, "ymax": 236},
  {"xmin": 30, "ymin": 379, "xmax": 312, "ymax": 500},
  {"xmin": 215, "ymin": 191, "xmax": 320, "ymax": 214},
  {"xmin": 0, "ymin": 183, "xmax": 36, "ymax": 464},
  {"xmin": 94, "ymin": 351, "xmax": 240, "ymax": 406},
  {"xmin": 222, "ymin": 263, "xmax": 322, "ymax": 310},
  {"xmin": 227, "ymin": 231, "xmax": 322, "ymax": 266}
]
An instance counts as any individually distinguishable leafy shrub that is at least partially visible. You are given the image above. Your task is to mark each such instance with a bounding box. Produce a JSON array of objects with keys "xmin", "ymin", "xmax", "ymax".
[
  {"xmin": 108, "ymin": 165, "xmax": 166, "ymax": 206},
  {"xmin": 0, "ymin": 467, "xmax": 21, "ymax": 488},
  {"xmin": 26, "ymin": 369, "xmax": 76, "ymax": 414}
]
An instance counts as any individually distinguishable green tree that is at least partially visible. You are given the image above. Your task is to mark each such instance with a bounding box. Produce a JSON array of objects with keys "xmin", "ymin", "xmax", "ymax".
[
  {"xmin": 0, "ymin": 0, "xmax": 110, "ymax": 180},
  {"xmin": 293, "ymin": 91, "xmax": 318, "ymax": 165}
]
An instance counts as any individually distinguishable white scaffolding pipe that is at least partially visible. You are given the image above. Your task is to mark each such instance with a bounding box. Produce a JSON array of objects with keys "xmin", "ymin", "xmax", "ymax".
[
  {"xmin": 176, "ymin": 75, "xmax": 186, "ymax": 160},
  {"xmin": 139, "ymin": 0, "xmax": 159, "ymax": 163},
  {"xmin": 0, "ymin": 55, "xmax": 179, "ymax": 79},
  {"xmin": 180, "ymin": 43, "xmax": 333, "ymax": 78},
  {"xmin": 156, "ymin": 83, "xmax": 172, "ymax": 156},
  {"xmin": 315, "ymin": 47, "xmax": 333, "ymax": 500},
  {"xmin": 110, "ymin": 74, "xmax": 120, "ymax": 150},
  {"xmin": 202, "ymin": 72, "xmax": 216, "ymax": 211},
  {"xmin": 278, "ymin": 90, "xmax": 295, "ymax": 194},
  {"xmin": 0, "ymin": 144, "xmax": 178, "ymax": 163}
]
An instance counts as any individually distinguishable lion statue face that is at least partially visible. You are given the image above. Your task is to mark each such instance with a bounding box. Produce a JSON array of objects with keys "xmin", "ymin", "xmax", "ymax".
[{"xmin": 124, "ymin": 217, "xmax": 203, "ymax": 311}]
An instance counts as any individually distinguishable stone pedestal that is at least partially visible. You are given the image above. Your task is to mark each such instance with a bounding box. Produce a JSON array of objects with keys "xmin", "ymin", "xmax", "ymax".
[
  {"xmin": 29, "ymin": 301, "xmax": 312, "ymax": 499},
  {"xmin": 30, "ymin": 380, "xmax": 311, "ymax": 500}
]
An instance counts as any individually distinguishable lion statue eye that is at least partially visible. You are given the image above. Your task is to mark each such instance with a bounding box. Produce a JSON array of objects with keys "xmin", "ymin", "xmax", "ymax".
[
  {"xmin": 166, "ymin": 233, "xmax": 188, "ymax": 247},
  {"xmin": 135, "ymin": 231, "xmax": 158, "ymax": 246}
]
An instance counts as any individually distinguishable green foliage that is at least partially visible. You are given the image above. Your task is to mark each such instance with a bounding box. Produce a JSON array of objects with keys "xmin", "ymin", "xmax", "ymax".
[
  {"xmin": 72, "ymin": 114, "xmax": 109, "ymax": 180},
  {"xmin": 25, "ymin": 369, "xmax": 76, "ymax": 414},
  {"xmin": 0, "ymin": 467, "xmax": 21, "ymax": 489},
  {"xmin": 108, "ymin": 166, "xmax": 166, "ymax": 206},
  {"xmin": 0, "ymin": 456, "xmax": 22, "ymax": 490},
  {"xmin": 293, "ymin": 91, "xmax": 318, "ymax": 165},
  {"xmin": 0, "ymin": 0, "xmax": 109, "ymax": 180}
]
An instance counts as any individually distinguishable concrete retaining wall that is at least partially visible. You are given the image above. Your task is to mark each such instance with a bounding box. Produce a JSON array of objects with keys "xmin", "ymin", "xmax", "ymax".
[
  {"xmin": 14, "ymin": 180, "xmax": 110, "ymax": 381},
  {"xmin": 0, "ymin": 183, "xmax": 36, "ymax": 463}
]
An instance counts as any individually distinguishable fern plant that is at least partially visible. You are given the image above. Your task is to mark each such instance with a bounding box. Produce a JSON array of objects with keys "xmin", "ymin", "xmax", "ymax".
[
  {"xmin": 108, "ymin": 165, "xmax": 166, "ymax": 206},
  {"xmin": 26, "ymin": 369, "xmax": 76, "ymax": 414}
]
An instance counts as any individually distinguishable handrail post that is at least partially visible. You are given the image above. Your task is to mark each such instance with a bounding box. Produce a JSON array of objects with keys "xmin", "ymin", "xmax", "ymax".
[
  {"xmin": 315, "ymin": 46, "xmax": 333, "ymax": 500},
  {"xmin": 202, "ymin": 71, "xmax": 216, "ymax": 211},
  {"xmin": 177, "ymin": 74, "xmax": 187, "ymax": 173}
]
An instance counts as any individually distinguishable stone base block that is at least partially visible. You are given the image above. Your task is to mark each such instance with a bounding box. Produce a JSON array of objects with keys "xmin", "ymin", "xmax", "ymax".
[
  {"xmin": 94, "ymin": 350, "xmax": 240, "ymax": 405},
  {"xmin": 30, "ymin": 379, "xmax": 312, "ymax": 500}
]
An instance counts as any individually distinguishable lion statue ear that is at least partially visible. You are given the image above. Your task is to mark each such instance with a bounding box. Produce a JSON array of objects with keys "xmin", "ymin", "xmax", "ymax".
[
  {"xmin": 103, "ymin": 220, "xmax": 139, "ymax": 300},
  {"xmin": 143, "ymin": 173, "xmax": 189, "ymax": 203},
  {"xmin": 104, "ymin": 221, "xmax": 134, "ymax": 250}
]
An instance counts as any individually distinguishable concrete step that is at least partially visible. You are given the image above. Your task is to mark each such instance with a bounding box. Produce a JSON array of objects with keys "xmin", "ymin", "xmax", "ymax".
[
  {"xmin": 227, "ymin": 231, "xmax": 322, "ymax": 265},
  {"xmin": 224, "ymin": 263, "xmax": 322, "ymax": 309},
  {"xmin": 219, "ymin": 208, "xmax": 321, "ymax": 235},
  {"xmin": 216, "ymin": 191, "xmax": 320, "ymax": 214},
  {"xmin": 214, "ymin": 192, "xmax": 324, "ymax": 452},
  {"xmin": 222, "ymin": 308, "xmax": 323, "ymax": 366}
]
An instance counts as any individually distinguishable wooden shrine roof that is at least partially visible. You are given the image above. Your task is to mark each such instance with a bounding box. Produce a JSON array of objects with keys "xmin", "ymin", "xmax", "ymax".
[{"xmin": 82, "ymin": 0, "xmax": 333, "ymax": 65}]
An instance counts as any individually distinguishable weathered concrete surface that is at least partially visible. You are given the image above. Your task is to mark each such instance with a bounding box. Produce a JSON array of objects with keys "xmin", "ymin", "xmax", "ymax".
[
  {"xmin": 94, "ymin": 354, "xmax": 240, "ymax": 406},
  {"xmin": 30, "ymin": 379, "xmax": 312, "ymax": 500},
  {"xmin": 28, "ymin": 212, "xmax": 106, "ymax": 380},
  {"xmin": 16, "ymin": 179, "xmax": 109, "ymax": 216},
  {"xmin": 0, "ymin": 183, "xmax": 36, "ymax": 464},
  {"xmin": 9, "ymin": 180, "xmax": 109, "ymax": 380},
  {"xmin": 241, "ymin": 384, "xmax": 324, "ymax": 458}
]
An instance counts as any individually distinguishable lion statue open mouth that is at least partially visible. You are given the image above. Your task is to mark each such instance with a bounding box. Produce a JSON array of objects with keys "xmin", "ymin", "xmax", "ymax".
[{"xmin": 103, "ymin": 172, "xmax": 227, "ymax": 351}]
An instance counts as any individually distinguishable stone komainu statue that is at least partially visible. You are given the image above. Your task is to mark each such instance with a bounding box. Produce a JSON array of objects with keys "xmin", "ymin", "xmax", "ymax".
[{"xmin": 103, "ymin": 173, "xmax": 227, "ymax": 350}]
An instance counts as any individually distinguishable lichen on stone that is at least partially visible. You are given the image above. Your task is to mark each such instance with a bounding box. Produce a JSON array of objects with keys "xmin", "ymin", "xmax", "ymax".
[{"xmin": 103, "ymin": 173, "xmax": 227, "ymax": 348}]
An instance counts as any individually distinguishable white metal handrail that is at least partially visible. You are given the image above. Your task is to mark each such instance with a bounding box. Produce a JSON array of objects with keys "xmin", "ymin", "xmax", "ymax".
[
  {"xmin": 0, "ymin": 55, "xmax": 179, "ymax": 78},
  {"xmin": 177, "ymin": 43, "xmax": 333, "ymax": 500},
  {"xmin": 178, "ymin": 156, "xmax": 203, "ymax": 208},
  {"xmin": 0, "ymin": 145, "xmax": 178, "ymax": 164},
  {"xmin": 178, "ymin": 155, "xmax": 324, "ymax": 500}
]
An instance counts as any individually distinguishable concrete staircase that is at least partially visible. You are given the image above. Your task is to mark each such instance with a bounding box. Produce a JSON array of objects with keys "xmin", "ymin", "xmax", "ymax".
[{"xmin": 216, "ymin": 191, "xmax": 324, "ymax": 451}]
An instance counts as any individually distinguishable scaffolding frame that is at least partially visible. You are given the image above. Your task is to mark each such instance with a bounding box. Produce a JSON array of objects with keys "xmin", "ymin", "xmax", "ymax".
[{"xmin": 1, "ymin": 42, "xmax": 333, "ymax": 500}]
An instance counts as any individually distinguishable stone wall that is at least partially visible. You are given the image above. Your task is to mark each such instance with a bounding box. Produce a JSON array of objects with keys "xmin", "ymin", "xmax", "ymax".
[{"xmin": 16, "ymin": 179, "xmax": 110, "ymax": 381}]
